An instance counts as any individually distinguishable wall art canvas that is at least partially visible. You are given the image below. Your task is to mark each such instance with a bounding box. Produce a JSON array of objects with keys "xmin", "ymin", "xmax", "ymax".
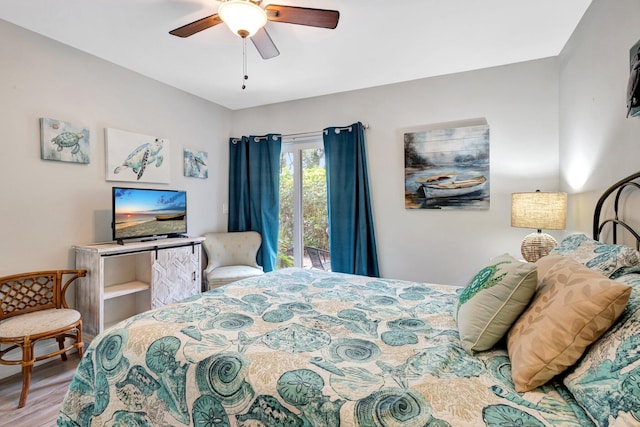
[
  {"xmin": 105, "ymin": 128, "xmax": 170, "ymax": 184},
  {"xmin": 404, "ymin": 124, "xmax": 490, "ymax": 210},
  {"xmin": 40, "ymin": 118, "xmax": 90, "ymax": 163},
  {"xmin": 183, "ymin": 149, "xmax": 208, "ymax": 179},
  {"xmin": 627, "ymin": 39, "xmax": 640, "ymax": 118}
]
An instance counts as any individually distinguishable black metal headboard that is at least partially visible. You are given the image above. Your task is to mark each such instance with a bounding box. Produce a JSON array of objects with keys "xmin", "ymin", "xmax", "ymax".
[{"xmin": 593, "ymin": 171, "xmax": 640, "ymax": 249}]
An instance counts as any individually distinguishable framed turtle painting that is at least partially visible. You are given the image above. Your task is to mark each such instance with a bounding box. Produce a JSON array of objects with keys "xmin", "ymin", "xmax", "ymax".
[
  {"xmin": 105, "ymin": 128, "xmax": 171, "ymax": 184},
  {"xmin": 404, "ymin": 122, "xmax": 490, "ymax": 210},
  {"xmin": 183, "ymin": 149, "xmax": 208, "ymax": 179},
  {"xmin": 40, "ymin": 118, "xmax": 90, "ymax": 163}
]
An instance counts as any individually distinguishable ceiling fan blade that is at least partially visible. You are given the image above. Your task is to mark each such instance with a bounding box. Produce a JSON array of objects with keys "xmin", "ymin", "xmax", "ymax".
[
  {"xmin": 265, "ymin": 5, "xmax": 339, "ymax": 29},
  {"xmin": 251, "ymin": 27, "xmax": 280, "ymax": 59},
  {"xmin": 169, "ymin": 14, "xmax": 223, "ymax": 38}
]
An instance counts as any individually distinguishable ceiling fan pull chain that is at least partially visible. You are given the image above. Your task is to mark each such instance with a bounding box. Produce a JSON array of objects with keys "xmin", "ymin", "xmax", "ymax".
[{"xmin": 242, "ymin": 37, "xmax": 248, "ymax": 90}]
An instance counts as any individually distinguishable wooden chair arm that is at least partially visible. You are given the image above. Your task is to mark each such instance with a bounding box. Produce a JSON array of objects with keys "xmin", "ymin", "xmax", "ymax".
[{"xmin": 59, "ymin": 270, "xmax": 86, "ymax": 309}]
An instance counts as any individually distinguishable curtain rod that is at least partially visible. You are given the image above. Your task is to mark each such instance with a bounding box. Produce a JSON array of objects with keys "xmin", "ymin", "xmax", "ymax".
[
  {"xmin": 283, "ymin": 123, "xmax": 369, "ymax": 141},
  {"xmin": 231, "ymin": 123, "xmax": 370, "ymax": 143}
]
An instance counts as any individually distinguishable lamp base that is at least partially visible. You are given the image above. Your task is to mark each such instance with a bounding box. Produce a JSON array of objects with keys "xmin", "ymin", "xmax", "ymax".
[{"xmin": 520, "ymin": 232, "xmax": 558, "ymax": 263}]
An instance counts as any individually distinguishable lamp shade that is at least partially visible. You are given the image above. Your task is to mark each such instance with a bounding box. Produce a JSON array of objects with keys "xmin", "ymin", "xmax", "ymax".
[
  {"xmin": 218, "ymin": 0, "xmax": 267, "ymax": 38},
  {"xmin": 511, "ymin": 191, "xmax": 567, "ymax": 231}
]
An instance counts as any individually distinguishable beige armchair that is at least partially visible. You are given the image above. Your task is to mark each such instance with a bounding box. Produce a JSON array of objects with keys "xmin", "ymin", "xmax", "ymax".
[{"xmin": 202, "ymin": 231, "xmax": 264, "ymax": 290}]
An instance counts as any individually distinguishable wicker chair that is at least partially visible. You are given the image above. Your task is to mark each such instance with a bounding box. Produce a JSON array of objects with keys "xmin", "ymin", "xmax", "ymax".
[{"xmin": 0, "ymin": 269, "xmax": 86, "ymax": 408}]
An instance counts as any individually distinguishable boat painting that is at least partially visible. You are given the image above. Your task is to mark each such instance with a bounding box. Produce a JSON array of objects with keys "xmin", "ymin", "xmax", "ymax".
[
  {"xmin": 421, "ymin": 176, "xmax": 486, "ymax": 198},
  {"xmin": 404, "ymin": 123, "xmax": 489, "ymax": 209}
]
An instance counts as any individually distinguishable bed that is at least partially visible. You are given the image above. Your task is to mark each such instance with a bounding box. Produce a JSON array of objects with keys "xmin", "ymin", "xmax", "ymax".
[{"xmin": 58, "ymin": 174, "xmax": 640, "ymax": 427}]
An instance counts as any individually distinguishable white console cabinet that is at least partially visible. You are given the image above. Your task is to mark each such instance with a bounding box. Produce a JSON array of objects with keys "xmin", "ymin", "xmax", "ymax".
[{"xmin": 74, "ymin": 236, "xmax": 204, "ymax": 338}]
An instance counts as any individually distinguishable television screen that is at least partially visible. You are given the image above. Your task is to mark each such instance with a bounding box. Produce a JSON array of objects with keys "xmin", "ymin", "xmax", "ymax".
[{"xmin": 112, "ymin": 187, "xmax": 187, "ymax": 242}]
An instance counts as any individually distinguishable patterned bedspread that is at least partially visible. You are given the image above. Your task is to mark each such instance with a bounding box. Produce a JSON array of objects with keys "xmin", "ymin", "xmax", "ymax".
[{"xmin": 58, "ymin": 268, "xmax": 592, "ymax": 426}]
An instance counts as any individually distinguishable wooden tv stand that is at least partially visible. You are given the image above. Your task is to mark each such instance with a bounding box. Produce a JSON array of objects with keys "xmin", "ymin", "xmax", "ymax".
[{"xmin": 74, "ymin": 236, "xmax": 204, "ymax": 338}]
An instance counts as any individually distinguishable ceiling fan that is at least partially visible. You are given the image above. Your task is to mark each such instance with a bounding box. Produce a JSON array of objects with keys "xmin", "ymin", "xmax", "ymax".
[{"xmin": 169, "ymin": 0, "xmax": 340, "ymax": 60}]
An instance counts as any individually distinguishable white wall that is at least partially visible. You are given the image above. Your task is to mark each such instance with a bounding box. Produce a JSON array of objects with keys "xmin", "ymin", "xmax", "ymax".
[
  {"xmin": 0, "ymin": 19, "xmax": 231, "ymax": 278},
  {"xmin": 0, "ymin": 19, "xmax": 233, "ymax": 379},
  {"xmin": 559, "ymin": 0, "xmax": 640, "ymax": 238},
  {"xmin": 233, "ymin": 58, "xmax": 561, "ymax": 285}
]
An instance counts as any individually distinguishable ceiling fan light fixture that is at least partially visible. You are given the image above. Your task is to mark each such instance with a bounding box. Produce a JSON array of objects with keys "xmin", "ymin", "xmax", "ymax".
[{"xmin": 218, "ymin": 0, "xmax": 267, "ymax": 38}]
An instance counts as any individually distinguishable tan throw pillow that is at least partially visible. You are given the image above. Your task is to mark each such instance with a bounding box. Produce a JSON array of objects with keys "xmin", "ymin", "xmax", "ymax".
[
  {"xmin": 455, "ymin": 253, "xmax": 537, "ymax": 354},
  {"xmin": 507, "ymin": 254, "xmax": 631, "ymax": 392}
]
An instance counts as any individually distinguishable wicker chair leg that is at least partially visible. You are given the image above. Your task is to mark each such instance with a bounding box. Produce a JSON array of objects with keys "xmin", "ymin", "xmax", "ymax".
[
  {"xmin": 77, "ymin": 324, "xmax": 84, "ymax": 358},
  {"xmin": 18, "ymin": 364, "xmax": 33, "ymax": 408},
  {"xmin": 57, "ymin": 336, "xmax": 68, "ymax": 361},
  {"xmin": 19, "ymin": 343, "xmax": 35, "ymax": 409}
]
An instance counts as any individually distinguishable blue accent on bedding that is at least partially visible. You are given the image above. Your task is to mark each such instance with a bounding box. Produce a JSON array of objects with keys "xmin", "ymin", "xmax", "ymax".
[{"xmin": 57, "ymin": 268, "xmax": 592, "ymax": 426}]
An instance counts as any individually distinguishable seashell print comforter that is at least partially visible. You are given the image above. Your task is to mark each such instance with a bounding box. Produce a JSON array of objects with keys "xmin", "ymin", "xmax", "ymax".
[{"xmin": 57, "ymin": 268, "xmax": 591, "ymax": 426}]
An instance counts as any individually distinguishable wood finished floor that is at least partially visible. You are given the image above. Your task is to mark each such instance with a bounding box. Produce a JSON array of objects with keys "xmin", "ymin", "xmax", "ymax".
[{"xmin": 0, "ymin": 355, "xmax": 80, "ymax": 427}]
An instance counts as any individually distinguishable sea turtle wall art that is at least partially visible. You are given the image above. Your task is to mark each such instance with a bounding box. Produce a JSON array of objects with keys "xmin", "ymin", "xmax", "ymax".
[
  {"xmin": 184, "ymin": 149, "xmax": 208, "ymax": 179},
  {"xmin": 105, "ymin": 128, "xmax": 171, "ymax": 184},
  {"xmin": 40, "ymin": 118, "xmax": 90, "ymax": 164}
]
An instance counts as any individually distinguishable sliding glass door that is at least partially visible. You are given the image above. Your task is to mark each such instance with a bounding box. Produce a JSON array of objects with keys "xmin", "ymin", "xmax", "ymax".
[{"xmin": 278, "ymin": 139, "xmax": 330, "ymax": 269}]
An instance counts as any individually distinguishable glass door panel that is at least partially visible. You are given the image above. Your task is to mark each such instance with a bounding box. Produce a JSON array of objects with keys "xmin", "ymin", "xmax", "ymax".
[
  {"xmin": 277, "ymin": 141, "xmax": 330, "ymax": 270},
  {"xmin": 301, "ymin": 147, "xmax": 329, "ymax": 269}
]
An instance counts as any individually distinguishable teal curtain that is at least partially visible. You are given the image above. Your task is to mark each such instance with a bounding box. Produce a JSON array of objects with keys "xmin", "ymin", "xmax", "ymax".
[
  {"xmin": 228, "ymin": 134, "xmax": 282, "ymax": 272},
  {"xmin": 323, "ymin": 122, "xmax": 379, "ymax": 277}
]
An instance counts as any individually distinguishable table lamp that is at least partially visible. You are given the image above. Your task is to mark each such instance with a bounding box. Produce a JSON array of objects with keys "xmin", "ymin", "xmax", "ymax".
[{"xmin": 511, "ymin": 190, "xmax": 567, "ymax": 262}]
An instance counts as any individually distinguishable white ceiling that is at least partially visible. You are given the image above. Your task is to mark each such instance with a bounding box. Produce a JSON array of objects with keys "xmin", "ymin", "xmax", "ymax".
[{"xmin": 1, "ymin": 0, "xmax": 592, "ymax": 110}]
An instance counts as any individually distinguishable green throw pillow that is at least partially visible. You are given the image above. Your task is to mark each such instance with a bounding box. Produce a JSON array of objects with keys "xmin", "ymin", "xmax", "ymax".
[{"xmin": 455, "ymin": 253, "xmax": 537, "ymax": 354}]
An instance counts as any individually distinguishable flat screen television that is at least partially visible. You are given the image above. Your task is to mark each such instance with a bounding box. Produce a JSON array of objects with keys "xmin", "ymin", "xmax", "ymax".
[{"xmin": 112, "ymin": 187, "xmax": 187, "ymax": 243}]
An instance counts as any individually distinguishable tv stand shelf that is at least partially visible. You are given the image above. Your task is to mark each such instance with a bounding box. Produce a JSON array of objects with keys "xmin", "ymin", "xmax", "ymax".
[
  {"xmin": 74, "ymin": 236, "xmax": 204, "ymax": 338},
  {"xmin": 104, "ymin": 281, "xmax": 149, "ymax": 299}
]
